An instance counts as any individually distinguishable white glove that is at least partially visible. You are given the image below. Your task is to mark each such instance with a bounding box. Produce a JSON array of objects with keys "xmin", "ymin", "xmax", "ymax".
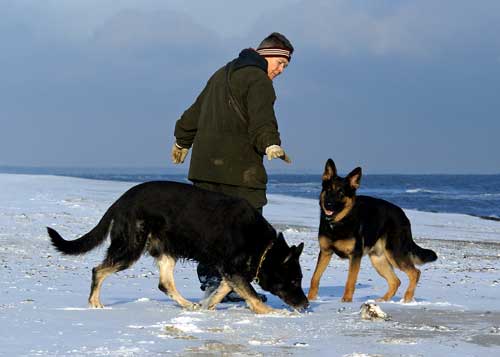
[
  {"xmin": 171, "ymin": 143, "xmax": 189, "ymax": 164},
  {"xmin": 265, "ymin": 145, "xmax": 292, "ymax": 163}
]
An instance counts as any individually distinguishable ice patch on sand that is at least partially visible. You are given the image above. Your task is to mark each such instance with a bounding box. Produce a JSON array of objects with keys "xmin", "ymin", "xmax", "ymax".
[
  {"xmin": 86, "ymin": 346, "xmax": 143, "ymax": 356},
  {"xmin": 404, "ymin": 324, "xmax": 457, "ymax": 332},
  {"xmin": 248, "ymin": 338, "xmax": 284, "ymax": 346},
  {"xmin": 135, "ymin": 297, "xmax": 150, "ymax": 303},
  {"xmin": 170, "ymin": 316, "xmax": 203, "ymax": 333},
  {"xmin": 256, "ymin": 310, "xmax": 302, "ymax": 318},
  {"xmin": 378, "ymin": 337, "xmax": 418, "ymax": 345},
  {"xmin": 235, "ymin": 319, "xmax": 252, "ymax": 325},
  {"xmin": 384, "ymin": 300, "xmax": 463, "ymax": 308},
  {"xmin": 127, "ymin": 324, "xmax": 165, "ymax": 329},
  {"xmin": 56, "ymin": 307, "xmax": 113, "ymax": 311}
]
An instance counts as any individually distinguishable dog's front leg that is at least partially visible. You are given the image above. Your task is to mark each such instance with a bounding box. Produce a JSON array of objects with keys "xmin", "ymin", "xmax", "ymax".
[
  {"xmin": 308, "ymin": 236, "xmax": 334, "ymax": 300},
  {"xmin": 157, "ymin": 255, "xmax": 200, "ymax": 310},
  {"xmin": 201, "ymin": 278, "xmax": 232, "ymax": 310},
  {"xmin": 225, "ymin": 275, "xmax": 277, "ymax": 314},
  {"xmin": 342, "ymin": 255, "xmax": 362, "ymax": 302}
]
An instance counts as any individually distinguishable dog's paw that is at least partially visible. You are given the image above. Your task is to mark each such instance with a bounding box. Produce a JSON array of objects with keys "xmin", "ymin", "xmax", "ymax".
[
  {"xmin": 184, "ymin": 302, "xmax": 201, "ymax": 311},
  {"xmin": 267, "ymin": 308, "xmax": 304, "ymax": 317},
  {"xmin": 402, "ymin": 297, "xmax": 415, "ymax": 304},
  {"xmin": 88, "ymin": 301, "xmax": 104, "ymax": 309},
  {"xmin": 403, "ymin": 292, "xmax": 416, "ymax": 303},
  {"xmin": 341, "ymin": 296, "xmax": 353, "ymax": 303},
  {"xmin": 251, "ymin": 304, "xmax": 277, "ymax": 314},
  {"xmin": 267, "ymin": 308, "xmax": 291, "ymax": 316}
]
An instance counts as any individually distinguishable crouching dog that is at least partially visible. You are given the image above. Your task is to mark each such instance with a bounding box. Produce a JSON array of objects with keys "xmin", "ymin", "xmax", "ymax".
[{"xmin": 48, "ymin": 181, "xmax": 309, "ymax": 314}]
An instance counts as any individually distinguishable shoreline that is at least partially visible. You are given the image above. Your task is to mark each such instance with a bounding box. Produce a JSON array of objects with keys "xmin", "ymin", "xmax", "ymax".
[{"xmin": 0, "ymin": 172, "xmax": 499, "ymax": 222}]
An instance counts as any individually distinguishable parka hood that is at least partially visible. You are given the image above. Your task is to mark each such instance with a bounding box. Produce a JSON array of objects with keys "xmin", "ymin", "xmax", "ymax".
[{"xmin": 233, "ymin": 48, "xmax": 268, "ymax": 73}]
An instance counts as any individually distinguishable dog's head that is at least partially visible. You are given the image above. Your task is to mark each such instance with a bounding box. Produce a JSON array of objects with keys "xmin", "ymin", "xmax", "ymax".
[
  {"xmin": 257, "ymin": 232, "xmax": 309, "ymax": 310},
  {"xmin": 320, "ymin": 158, "xmax": 362, "ymax": 222}
]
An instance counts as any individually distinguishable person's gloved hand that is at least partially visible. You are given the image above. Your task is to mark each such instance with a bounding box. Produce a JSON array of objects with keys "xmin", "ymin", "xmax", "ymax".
[
  {"xmin": 171, "ymin": 143, "xmax": 189, "ymax": 164},
  {"xmin": 265, "ymin": 145, "xmax": 292, "ymax": 163}
]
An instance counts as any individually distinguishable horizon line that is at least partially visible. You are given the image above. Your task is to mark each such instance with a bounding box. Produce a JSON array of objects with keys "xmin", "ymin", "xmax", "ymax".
[{"xmin": 0, "ymin": 165, "xmax": 499, "ymax": 176}]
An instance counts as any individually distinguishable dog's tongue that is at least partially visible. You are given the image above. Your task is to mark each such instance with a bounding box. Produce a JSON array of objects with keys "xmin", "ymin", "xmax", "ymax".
[{"xmin": 324, "ymin": 209, "xmax": 334, "ymax": 216}]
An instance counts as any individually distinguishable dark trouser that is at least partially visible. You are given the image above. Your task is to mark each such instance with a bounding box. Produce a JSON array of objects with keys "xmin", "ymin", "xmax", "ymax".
[
  {"xmin": 193, "ymin": 181, "xmax": 264, "ymax": 292},
  {"xmin": 192, "ymin": 181, "xmax": 267, "ymax": 209}
]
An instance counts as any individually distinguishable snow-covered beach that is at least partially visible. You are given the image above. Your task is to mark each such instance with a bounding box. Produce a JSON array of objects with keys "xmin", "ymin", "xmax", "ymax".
[{"xmin": 1, "ymin": 173, "xmax": 499, "ymax": 356}]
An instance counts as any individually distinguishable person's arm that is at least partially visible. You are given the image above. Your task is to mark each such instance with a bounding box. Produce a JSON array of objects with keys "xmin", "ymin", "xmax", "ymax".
[
  {"xmin": 246, "ymin": 74, "xmax": 280, "ymax": 151},
  {"xmin": 174, "ymin": 80, "xmax": 210, "ymax": 149},
  {"xmin": 246, "ymin": 72, "xmax": 291, "ymax": 163}
]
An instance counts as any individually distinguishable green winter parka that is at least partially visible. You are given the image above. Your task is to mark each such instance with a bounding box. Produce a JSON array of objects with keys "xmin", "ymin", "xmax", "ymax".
[{"xmin": 174, "ymin": 49, "xmax": 281, "ymax": 189}]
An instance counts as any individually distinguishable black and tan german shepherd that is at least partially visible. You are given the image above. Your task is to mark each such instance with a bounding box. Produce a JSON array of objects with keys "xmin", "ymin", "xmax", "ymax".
[
  {"xmin": 308, "ymin": 159, "xmax": 437, "ymax": 303},
  {"xmin": 47, "ymin": 181, "xmax": 308, "ymax": 314}
]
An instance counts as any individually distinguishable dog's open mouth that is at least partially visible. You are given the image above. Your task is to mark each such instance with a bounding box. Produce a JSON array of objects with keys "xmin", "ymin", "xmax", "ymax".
[{"xmin": 323, "ymin": 207, "xmax": 334, "ymax": 217}]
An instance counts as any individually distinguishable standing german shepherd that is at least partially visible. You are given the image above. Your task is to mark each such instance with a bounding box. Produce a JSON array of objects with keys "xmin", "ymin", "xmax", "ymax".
[
  {"xmin": 47, "ymin": 181, "xmax": 308, "ymax": 314},
  {"xmin": 308, "ymin": 159, "xmax": 437, "ymax": 303}
]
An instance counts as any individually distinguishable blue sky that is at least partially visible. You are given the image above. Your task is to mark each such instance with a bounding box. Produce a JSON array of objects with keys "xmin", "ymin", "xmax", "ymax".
[{"xmin": 1, "ymin": 0, "xmax": 499, "ymax": 174}]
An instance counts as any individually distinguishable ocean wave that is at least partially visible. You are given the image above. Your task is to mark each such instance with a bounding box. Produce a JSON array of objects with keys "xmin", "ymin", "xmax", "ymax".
[
  {"xmin": 480, "ymin": 193, "xmax": 500, "ymax": 197},
  {"xmin": 405, "ymin": 188, "xmax": 443, "ymax": 194}
]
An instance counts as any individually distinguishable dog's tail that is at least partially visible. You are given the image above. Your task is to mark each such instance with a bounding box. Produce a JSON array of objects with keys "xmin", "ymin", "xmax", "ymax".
[
  {"xmin": 410, "ymin": 237, "xmax": 437, "ymax": 265},
  {"xmin": 47, "ymin": 204, "xmax": 116, "ymax": 255}
]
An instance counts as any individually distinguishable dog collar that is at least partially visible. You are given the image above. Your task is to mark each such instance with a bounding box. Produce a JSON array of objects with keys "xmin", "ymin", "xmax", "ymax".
[
  {"xmin": 253, "ymin": 240, "xmax": 275, "ymax": 284},
  {"xmin": 324, "ymin": 216, "xmax": 344, "ymax": 230}
]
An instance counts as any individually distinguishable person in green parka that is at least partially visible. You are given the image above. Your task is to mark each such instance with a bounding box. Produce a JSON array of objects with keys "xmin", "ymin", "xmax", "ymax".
[{"xmin": 171, "ymin": 32, "xmax": 294, "ymax": 301}]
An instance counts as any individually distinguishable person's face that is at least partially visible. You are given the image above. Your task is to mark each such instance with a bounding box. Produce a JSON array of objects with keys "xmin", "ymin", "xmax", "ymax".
[{"xmin": 265, "ymin": 57, "xmax": 289, "ymax": 80}]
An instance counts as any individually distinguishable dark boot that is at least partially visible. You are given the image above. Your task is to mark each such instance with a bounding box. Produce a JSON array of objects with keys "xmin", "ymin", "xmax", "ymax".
[
  {"xmin": 197, "ymin": 263, "xmax": 221, "ymax": 292},
  {"xmin": 197, "ymin": 263, "xmax": 267, "ymax": 303}
]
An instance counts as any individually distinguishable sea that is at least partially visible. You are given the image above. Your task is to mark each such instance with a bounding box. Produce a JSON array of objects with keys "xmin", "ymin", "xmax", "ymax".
[{"xmin": 1, "ymin": 167, "xmax": 499, "ymax": 221}]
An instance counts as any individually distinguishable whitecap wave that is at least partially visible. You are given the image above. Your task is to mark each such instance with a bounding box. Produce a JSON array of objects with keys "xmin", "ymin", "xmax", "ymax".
[{"xmin": 405, "ymin": 188, "xmax": 442, "ymax": 194}]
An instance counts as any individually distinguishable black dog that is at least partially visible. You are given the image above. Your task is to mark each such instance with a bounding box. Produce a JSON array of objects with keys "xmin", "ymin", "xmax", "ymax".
[
  {"xmin": 48, "ymin": 181, "xmax": 308, "ymax": 314},
  {"xmin": 308, "ymin": 159, "xmax": 437, "ymax": 303}
]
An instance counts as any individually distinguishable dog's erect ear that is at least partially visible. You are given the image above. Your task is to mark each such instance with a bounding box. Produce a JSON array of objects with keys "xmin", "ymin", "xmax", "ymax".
[
  {"xmin": 277, "ymin": 231, "xmax": 290, "ymax": 247},
  {"xmin": 347, "ymin": 167, "xmax": 362, "ymax": 189},
  {"xmin": 295, "ymin": 242, "xmax": 304, "ymax": 256},
  {"xmin": 283, "ymin": 243, "xmax": 304, "ymax": 264},
  {"xmin": 323, "ymin": 159, "xmax": 337, "ymax": 181}
]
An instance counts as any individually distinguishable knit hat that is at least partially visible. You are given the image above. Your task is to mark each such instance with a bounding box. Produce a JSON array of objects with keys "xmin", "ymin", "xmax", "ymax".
[{"xmin": 256, "ymin": 47, "xmax": 292, "ymax": 61}]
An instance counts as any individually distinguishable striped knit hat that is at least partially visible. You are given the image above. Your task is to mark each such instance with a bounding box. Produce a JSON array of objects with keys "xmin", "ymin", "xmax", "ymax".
[{"xmin": 256, "ymin": 47, "xmax": 292, "ymax": 61}]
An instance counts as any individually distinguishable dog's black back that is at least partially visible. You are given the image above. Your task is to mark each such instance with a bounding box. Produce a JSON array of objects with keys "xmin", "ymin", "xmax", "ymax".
[
  {"xmin": 320, "ymin": 194, "xmax": 436, "ymax": 264},
  {"xmin": 51, "ymin": 181, "xmax": 278, "ymax": 273}
]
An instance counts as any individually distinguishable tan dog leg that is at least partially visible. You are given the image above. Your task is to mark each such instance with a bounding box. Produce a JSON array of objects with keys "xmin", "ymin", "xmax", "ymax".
[
  {"xmin": 384, "ymin": 252, "xmax": 421, "ymax": 303},
  {"xmin": 369, "ymin": 254, "xmax": 401, "ymax": 301},
  {"xmin": 308, "ymin": 236, "xmax": 333, "ymax": 300},
  {"xmin": 89, "ymin": 265, "xmax": 119, "ymax": 308},
  {"xmin": 401, "ymin": 265, "xmax": 421, "ymax": 303},
  {"xmin": 203, "ymin": 279, "xmax": 232, "ymax": 310},
  {"xmin": 342, "ymin": 255, "xmax": 361, "ymax": 302},
  {"xmin": 226, "ymin": 275, "xmax": 277, "ymax": 314},
  {"xmin": 157, "ymin": 255, "xmax": 199, "ymax": 310}
]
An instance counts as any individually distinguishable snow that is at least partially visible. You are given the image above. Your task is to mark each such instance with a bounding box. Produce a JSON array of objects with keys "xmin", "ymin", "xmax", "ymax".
[{"xmin": 1, "ymin": 174, "xmax": 499, "ymax": 356}]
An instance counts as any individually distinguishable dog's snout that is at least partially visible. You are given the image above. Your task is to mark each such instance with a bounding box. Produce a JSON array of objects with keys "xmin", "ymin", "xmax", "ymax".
[
  {"xmin": 293, "ymin": 300, "xmax": 310, "ymax": 312},
  {"xmin": 324, "ymin": 192, "xmax": 338, "ymax": 206}
]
